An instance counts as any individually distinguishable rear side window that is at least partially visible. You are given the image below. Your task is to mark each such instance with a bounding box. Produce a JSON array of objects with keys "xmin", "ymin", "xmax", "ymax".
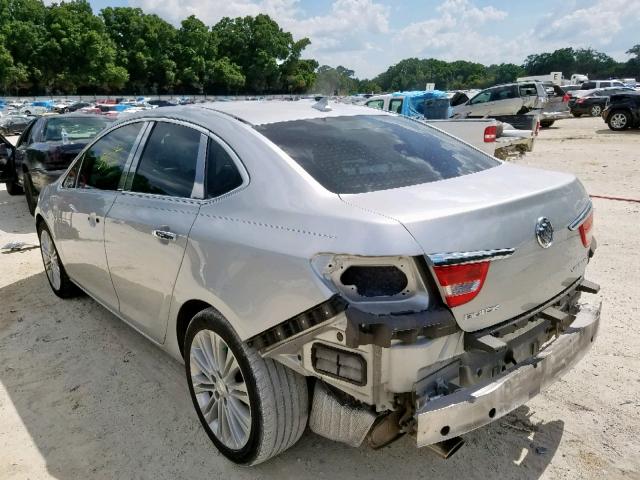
[
  {"xmin": 256, "ymin": 115, "xmax": 499, "ymax": 194},
  {"xmin": 78, "ymin": 122, "xmax": 143, "ymax": 190},
  {"xmin": 206, "ymin": 139, "xmax": 243, "ymax": 198},
  {"xmin": 131, "ymin": 122, "xmax": 200, "ymax": 198}
]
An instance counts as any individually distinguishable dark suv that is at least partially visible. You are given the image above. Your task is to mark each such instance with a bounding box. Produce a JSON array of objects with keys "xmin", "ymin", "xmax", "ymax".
[
  {"xmin": 569, "ymin": 87, "xmax": 635, "ymax": 117},
  {"xmin": 602, "ymin": 92, "xmax": 640, "ymax": 130}
]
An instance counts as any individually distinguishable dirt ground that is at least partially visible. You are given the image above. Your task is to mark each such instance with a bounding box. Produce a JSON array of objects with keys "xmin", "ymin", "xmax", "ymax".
[{"xmin": 0, "ymin": 116, "xmax": 638, "ymax": 480}]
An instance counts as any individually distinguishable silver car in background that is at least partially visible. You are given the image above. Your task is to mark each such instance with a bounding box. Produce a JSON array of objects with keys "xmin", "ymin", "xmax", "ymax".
[{"xmin": 35, "ymin": 100, "xmax": 600, "ymax": 465}]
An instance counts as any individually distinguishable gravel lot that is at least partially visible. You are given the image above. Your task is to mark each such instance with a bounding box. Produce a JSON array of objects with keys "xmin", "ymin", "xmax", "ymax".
[{"xmin": 0, "ymin": 116, "xmax": 638, "ymax": 480}]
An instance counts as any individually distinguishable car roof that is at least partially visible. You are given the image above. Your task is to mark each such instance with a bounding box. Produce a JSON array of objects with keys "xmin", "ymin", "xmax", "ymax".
[{"xmin": 121, "ymin": 100, "xmax": 391, "ymax": 127}]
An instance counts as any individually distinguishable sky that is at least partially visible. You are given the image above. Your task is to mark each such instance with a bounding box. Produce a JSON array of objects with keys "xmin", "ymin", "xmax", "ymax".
[{"xmin": 82, "ymin": 0, "xmax": 640, "ymax": 78}]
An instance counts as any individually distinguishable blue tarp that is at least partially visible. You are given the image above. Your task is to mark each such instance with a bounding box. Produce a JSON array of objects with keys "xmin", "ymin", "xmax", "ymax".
[
  {"xmin": 392, "ymin": 90, "xmax": 451, "ymax": 119},
  {"xmin": 32, "ymin": 100, "xmax": 54, "ymax": 109}
]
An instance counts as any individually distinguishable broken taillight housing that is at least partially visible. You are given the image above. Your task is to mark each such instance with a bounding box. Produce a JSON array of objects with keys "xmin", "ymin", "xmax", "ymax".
[
  {"xmin": 433, "ymin": 261, "xmax": 490, "ymax": 308},
  {"xmin": 579, "ymin": 210, "xmax": 594, "ymax": 248},
  {"xmin": 483, "ymin": 125, "xmax": 497, "ymax": 143}
]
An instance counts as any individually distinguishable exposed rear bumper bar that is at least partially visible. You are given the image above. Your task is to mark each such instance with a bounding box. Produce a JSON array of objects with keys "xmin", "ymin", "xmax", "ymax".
[{"xmin": 415, "ymin": 300, "xmax": 601, "ymax": 447}]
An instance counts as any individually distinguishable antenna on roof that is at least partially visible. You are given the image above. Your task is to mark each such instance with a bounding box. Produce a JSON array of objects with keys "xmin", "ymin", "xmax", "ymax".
[{"xmin": 312, "ymin": 97, "xmax": 332, "ymax": 112}]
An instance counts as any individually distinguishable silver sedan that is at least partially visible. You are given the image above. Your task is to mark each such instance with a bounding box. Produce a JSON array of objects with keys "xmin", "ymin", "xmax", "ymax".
[{"xmin": 35, "ymin": 100, "xmax": 600, "ymax": 465}]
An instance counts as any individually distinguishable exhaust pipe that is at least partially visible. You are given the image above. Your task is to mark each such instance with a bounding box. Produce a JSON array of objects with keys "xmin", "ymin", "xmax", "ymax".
[{"xmin": 426, "ymin": 436, "xmax": 465, "ymax": 459}]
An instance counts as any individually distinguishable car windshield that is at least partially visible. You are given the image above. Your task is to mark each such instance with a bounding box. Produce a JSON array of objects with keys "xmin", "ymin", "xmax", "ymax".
[
  {"xmin": 43, "ymin": 117, "xmax": 111, "ymax": 142},
  {"xmin": 255, "ymin": 115, "xmax": 500, "ymax": 194}
]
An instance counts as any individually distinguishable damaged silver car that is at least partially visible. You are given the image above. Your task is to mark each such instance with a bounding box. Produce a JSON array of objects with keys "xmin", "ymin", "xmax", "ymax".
[{"xmin": 35, "ymin": 100, "xmax": 601, "ymax": 465}]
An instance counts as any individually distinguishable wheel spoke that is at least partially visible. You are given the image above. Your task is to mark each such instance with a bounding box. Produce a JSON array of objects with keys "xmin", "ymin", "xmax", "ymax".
[
  {"xmin": 228, "ymin": 397, "xmax": 251, "ymax": 433},
  {"xmin": 211, "ymin": 331, "xmax": 226, "ymax": 374},
  {"xmin": 196, "ymin": 334, "xmax": 217, "ymax": 375},
  {"xmin": 191, "ymin": 348, "xmax": 212, "ymax": 377}
]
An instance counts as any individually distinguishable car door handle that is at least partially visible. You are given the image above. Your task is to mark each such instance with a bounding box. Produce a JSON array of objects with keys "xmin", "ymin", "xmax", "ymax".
[{"xmin": 152, "ymin": 229, "xmax": 176, "ymax": 241}]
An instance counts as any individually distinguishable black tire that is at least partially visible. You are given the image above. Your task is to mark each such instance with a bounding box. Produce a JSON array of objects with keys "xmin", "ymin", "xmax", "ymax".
[
  {"xmin": 607, "ymin": 110, "xmax": 631, "ymax": 131},
  {"xmin": 540, "ymin": 120, "xmax": 554, "ymax": 128},
  {"xmin": 37, "ymin": 221, "xmax": 80, "ymax": 298},
  {"xmin": 185, "ymin": 309, "xmax": 309, "ymax": 465},
  {"xmin": 590, "ymin": 105, "xmax": 603, "ymax": 117},
  {"xmin": 5, "ymin": 179, "xmax": 23, "ymax": 195},
  {"xmin": 24, "ymin": 171, "xmax": 37, "ymax": 216},
  {"xmin": 572, "ymin": 112, "xmax": 582, "ymax": 118}
]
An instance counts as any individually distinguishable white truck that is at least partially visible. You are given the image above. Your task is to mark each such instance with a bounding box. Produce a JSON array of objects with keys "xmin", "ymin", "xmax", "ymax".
[{"xmin": 364, "ymin": 93, "xmax": 536, "ymax": 159}]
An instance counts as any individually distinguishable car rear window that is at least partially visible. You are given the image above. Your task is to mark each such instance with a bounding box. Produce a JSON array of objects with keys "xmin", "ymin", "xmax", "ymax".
[
  {"xmin": 43, "ymin": 116, "xmax": 112, "ymax": 142},
  {"xmin": 255, "ymin": 115, "xmax": 499, "ymax": 194}
]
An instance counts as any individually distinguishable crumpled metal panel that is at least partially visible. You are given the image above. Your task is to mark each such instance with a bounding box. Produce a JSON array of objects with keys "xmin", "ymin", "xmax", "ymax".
[
  {"xmin": 309, "ymin": 382, "xmax": 376, "ymax": 447},
  {"xmin": 415, "ymin": 300, "xmax": 601, "ymax": 446}
]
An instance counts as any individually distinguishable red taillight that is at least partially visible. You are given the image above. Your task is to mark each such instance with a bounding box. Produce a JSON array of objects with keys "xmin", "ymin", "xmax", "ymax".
[
  {"xmin": 433, "ymin": 262, "xmax": 490, "ymax": 308},
  {"xmin": 483, "ymin": 125, "xmax": 497, "ymax": 143},
  {"xmin": 562, "ymin": 93, "xmax": 570, "ymax": 102},
  {"xmin": 579, "ymin": 211, "xmax": 594, "ymax": 248},
  {"xmin": 577, "ymin": 98, "xmax": 585, "ymax": 104}
]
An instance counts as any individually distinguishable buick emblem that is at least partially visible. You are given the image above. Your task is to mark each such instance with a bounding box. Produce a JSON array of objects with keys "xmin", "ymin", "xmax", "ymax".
[{"xmin": 535, "ymin": 217, "xmax": 554, "ymax": 248}]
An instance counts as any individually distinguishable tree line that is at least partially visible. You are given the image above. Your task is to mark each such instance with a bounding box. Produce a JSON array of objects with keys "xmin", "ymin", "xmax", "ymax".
[
  {"xmin": 0, "ymin": 0, "xmax": 317, "ymax": 95},
  {"xmin": 314, "ymin": 47, "xmax": 640, "ymax": 95},
  {"xmin": 1, "ymin": 0, "xmax": 639, "ymax": 96}
]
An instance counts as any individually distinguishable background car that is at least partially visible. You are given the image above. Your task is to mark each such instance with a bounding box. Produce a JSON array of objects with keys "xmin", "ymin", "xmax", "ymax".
[
  {"xmin": 602, "ymin": 91, "xmax": 640, "ymax": 130},
  {"xmin": 0, "ymin": 113, "xmax": 112, "ymax": 213},
  {"xmin": 0, "ymin": 115, "xmax": 35, "ymax": 136},
  {"xmin": 451, "ymin": 82, "xmax": 547, "ymax": 117},
  {"xmin": 579, "ymin": 80, "xmax": 626, "ymax": 90},
  {"xmin": 569, "ymin": 87, "xmax": 636, "ymax": 117},
  {"xmin": 147, "ymin": 99, "xmax": 177, "ymax": 107}
]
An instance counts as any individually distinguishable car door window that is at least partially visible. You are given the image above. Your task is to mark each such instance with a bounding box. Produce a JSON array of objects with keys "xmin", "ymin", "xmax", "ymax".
[
  {"xmin": 389, "ymin": 98, "xmax": 403, "ymax": 113},
  {"xmin": 600, "ymin": 82, "xmax": 611, "ymax": 88},
  {"xmin": 78, "ymin": 122, "xmax": 143, "ymax": 190},
  {"xmin": 366, "ymin": 99, "xmax": 384, "ymax": 109},
  {"xmin": 490, "ymin": 86, "xmax": 517, "ymax": 101},
  {"xmin": 62, "ymin": 160, "xmax": 82, "ymax": 188},
  {"xmin": 206, "ymin": 138, "xmax": 243, "ymax": 198},
  {"xmin": 16, "ymin": 120, "xmax": 37, "ymax": 147},
  {"xmin": 470, "ymin": 91, "xmax": 491, "ymax": 104},
  {"xmin": 130, "ymin": 122, "xmax": 200, "ymax": 198},
  {"xmin": 519, "ymin": 84, "xmax": 538, "ymax": 96}
]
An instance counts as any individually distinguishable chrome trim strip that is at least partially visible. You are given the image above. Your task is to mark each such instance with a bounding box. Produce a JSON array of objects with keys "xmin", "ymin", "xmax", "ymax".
[
  {"xmin": 427, "ymin": 248, "xmax": 516, "ymax": 267},
  {"xmin": 568, "ymin": 201, "xmax": 593, "ymax": 231}
]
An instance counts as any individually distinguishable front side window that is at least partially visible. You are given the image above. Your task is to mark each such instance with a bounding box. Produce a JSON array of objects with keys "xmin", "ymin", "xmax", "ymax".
[
  {"xmin": 470, "ymin": 91, "xmax": 491, "ymax": 104},
  {"xmin": 389, "ymin": 98, "xmax": 403, "ymax": 113},
  {"xmin": 206, "ymin": 138, "xmax": 243, "ymax": 198},
  {"xmin": 366, "ymin": 99, "xmax": 384, "ymax": 110},
  {"xmin": 62, "ymin": 160, "xmax": 81, "ymax": 188},
  {"xmin": 78, "ymin": 122, "xmax": 143, "ymax": 190},
  {"xmin": 256, "ymin": 115, "xmax": 499, "ymax": 194},
  {"xmin": 130, "ymin": 122, "xmax": 200, "ymax": 198}
]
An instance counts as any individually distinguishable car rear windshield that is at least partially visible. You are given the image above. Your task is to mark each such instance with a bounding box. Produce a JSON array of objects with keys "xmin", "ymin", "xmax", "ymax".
[
  {"xmin": 43, "ymin": 117, "xmax": 112, "ymax": 142},
  {"xmin": 255, "ymin": 115, "xmax": 499, "ymax": 194}
]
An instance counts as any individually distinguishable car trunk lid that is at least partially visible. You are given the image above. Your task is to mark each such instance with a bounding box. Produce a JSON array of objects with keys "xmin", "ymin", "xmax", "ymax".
[{"xmin": 340, "ymin": 163, "xmax": 591, "ymax": 331}]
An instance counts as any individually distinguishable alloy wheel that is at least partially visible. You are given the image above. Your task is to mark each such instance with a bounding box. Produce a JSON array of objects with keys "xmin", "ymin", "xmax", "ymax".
[
  {"xmin": 610, "ymin": 112, "xmax": 627, "ymax": 129},
  {"xmin": 591, "ymin": 105, "xmax": 602, "ymax": 116},
  {"xmin": 190, "ymin": 330, "xmax": 252, "ymax": 450},
  {"xmin": 40, "ymin": 229, "xmax": 61, "ymax": 291}
]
